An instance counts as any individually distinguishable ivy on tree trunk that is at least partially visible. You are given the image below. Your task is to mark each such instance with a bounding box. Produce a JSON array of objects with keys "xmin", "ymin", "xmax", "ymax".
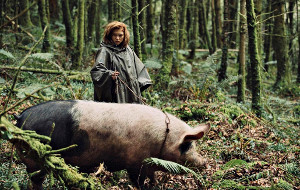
[{"xmin": 246, "ymin": 0, "xmax": 263, "ymax": 117}]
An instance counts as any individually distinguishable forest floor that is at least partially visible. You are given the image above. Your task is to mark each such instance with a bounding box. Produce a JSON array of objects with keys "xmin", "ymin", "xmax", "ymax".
[{"xmin": 0, "ymin": 50, "xmax": 299, "ymax": 189}]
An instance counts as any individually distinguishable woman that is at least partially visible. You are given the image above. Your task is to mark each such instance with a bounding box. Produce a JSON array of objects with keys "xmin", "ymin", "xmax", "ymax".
[{"xmin": 90, "ymin": 21, "xmax": 152, "ymax": 103}]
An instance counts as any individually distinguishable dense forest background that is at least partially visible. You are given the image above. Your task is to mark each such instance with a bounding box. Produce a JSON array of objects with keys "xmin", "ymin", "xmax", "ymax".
[{"xmin": 0, "ymin": 0, "xmax": 299, "ymax": 189}]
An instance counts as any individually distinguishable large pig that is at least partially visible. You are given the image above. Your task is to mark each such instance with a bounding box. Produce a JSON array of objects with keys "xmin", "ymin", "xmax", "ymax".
[{"xmin": 15, "ymin": 100, "xmax": 209, "ymax": 188}]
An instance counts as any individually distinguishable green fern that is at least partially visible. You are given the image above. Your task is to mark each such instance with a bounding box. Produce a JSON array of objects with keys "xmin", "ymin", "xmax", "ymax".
[
  {"xmin": 29, "ymin": 53, "xmax": 54, "ymax": 62},
  {"xmin": 143, "ymin": 157, "xmax": 202, "ymax": 181},
  {"xmin": 0, "ymin": 49, "xmax": 15, "ymax": 60}
]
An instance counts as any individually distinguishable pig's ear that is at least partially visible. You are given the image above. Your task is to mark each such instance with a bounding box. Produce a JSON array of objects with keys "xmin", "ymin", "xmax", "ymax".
[{"xmin": 183, "ymin": 124, "xmax": 210, "ymax": 141}]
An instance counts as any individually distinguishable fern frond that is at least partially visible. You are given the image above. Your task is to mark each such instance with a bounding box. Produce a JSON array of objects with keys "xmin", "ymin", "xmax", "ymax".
[
  {"xmin": 0, "ymin": 49, "xmax": 15, "ymax": 60},
  {"xmin": 29, "ymin": 53, "xmax": 54, "ymax": 62},
  {"xmin": 143, "ymin": 157, "xmax": 202, "ymax": 181}
]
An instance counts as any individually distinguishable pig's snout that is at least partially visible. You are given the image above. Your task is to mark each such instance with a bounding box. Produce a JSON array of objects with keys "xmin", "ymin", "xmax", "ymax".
[{"xmin": 183, "ymin": 152, "xmax": 208, "ymax": 169}]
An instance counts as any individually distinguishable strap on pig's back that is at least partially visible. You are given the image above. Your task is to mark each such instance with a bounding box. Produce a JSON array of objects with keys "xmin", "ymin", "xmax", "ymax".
[{"xmin": 158, "ymin": 112, "xmax": 170, "ymax": 158}]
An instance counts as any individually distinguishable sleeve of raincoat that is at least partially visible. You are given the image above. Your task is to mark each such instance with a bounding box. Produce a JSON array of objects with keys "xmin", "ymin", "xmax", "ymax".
[
  {"xmin": 132, "ymin": 50, "xmax": 152, "ymax": 92},
  {"xmin": 90, "ymin": 47, "xmax": 114, "ymax": 87}
]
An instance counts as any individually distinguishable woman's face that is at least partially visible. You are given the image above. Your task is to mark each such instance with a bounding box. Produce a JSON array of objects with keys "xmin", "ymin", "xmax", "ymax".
[{"xmin": 111, "ymin": 28, "xmax": 124, "ymax": 46}]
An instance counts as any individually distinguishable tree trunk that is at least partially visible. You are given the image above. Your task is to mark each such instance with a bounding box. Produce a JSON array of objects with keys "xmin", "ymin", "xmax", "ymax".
[
  {"xmin": 246, "ymin": 0, "xmax": 262, "ymax": 116},
  {"xmin": 156, "ymin": 0, "xmax": 177, "ymax": 89},
  {"xmin": 73, "ymin": 0, "xmax": 85, "ymax": 69},
  {"xmin": 215, "ymin": 0, "xmax": 222, "ymax": 48},
  {"xmin": 131, "ymin": 0, "xmax": 142, "ymax": 59},
  {"xmin": 61, "ymin": 0, "xmax": 74, "ymax": 49},
  {"xmin": 272, "ymin": 0, "xmax": 290, "ymax": 88},
  {"xmin": 146, "ymin": 0, "xmax": 154, "ymax": 49},
  {"xmin": 0, "ymin": 0, "xmax": 4, "ymax": 48},
  {"xmin": 211, "ymin": 0, "xmax": 217, "ymax": 52},
  {"xmin": 237, "ymin": 0, "xmax": 246, "ymax": 103},
  {"xmin": 49, "ymin": 0, "xmax": 59, "ymax": 20},
  {"xmin": 287, "ymin": 0, "xmax": 296, "ymax": 70},
  {"xmin": 87, "ymin": 0, "xmax": 97, "ymax": 46},
  {"xmin": 18, "ymin": 0, "xmax": 33, "ymax": 27},
  {"xmin": 228, "ymin": 1, "xmax": 238, "ymax": 48},
  {"xmin": 218, "ymin": 0, "xmax": 229, "ymax": 81},
  {"xmin": 38, "ymin": 0, "xmax": 51, "ymax": 52},
  {"xmin": 138, "ymin": 0, "xmax": 147, "ymax": 56},
  {"xmin": 186, "ymin": 1, "xmax": 192, "ymax": 43},
  {"xmin": 254, "ymin": 0, "xmax": 262, "ymax": 61},
  {"xmin": 189, "ymin": 0, "xmax": 198, "ymax": 59},
  {"xmin": 263, "ymin": 2, "xmax": 272, "ymax": 72},
  {"xmin": 199, "ymin": 0, "xmax": 212, "ymax": 53},
  {"xmin": 297, "ymin": 29, "xmax": 300, "ymax": 83},
  {"xmin": 178, "ymin": 0, "xmax": 187, "ymax": 49},
  {"xmin": 95, "ymin": 0, "xmax": 102, "ymax": 46},
  {"xmin": 108, "ymin": 0, "xmax": 113, "ymax": 22}
]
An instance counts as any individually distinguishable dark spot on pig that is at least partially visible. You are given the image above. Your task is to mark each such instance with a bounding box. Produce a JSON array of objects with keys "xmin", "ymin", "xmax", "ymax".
[{"xmin": 179, "ymin": 141, "xmax": 192, "ymax": 155}]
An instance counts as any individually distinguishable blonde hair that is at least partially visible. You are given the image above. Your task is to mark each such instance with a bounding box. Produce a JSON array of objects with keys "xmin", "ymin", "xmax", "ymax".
[{"xmin": 103, "ymin": 21, "xmax": 130, "ymax": 48}]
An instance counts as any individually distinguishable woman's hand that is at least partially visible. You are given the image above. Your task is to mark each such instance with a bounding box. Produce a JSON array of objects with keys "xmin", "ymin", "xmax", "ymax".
[{"xmin": 112, "ymin": 71, "xmax": 120, "ymax": 80}]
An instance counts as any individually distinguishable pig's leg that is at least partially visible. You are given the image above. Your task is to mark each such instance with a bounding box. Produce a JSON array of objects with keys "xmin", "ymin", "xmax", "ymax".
[{"xmin": 127, "ymin": 167, "xmax": 147, "ymax": 188}]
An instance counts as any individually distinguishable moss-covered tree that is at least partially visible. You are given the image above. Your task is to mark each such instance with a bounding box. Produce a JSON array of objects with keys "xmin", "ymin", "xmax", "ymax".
[
  {"xmin": 87, "ymin": 0, "xmax": 97, "ymax": 46},
  {"xmin": 73, "ymin": 0, "xmax": 85, "ymax": 69},
  {"xmin": 199, "ymin": 0, "xmax": 213, "ymax": 53},
  {"xmin": 38, "ymin": 0, "xmax": 51, "ymax": 52},
  {"xmin": 18, "ymin": 0, "xmax": 33, "ymax": 27},
  {"xmin": 228, "ymin": 1, "xmax": 238, "ymax": 48},
  {"xmin": 62, "ymin": 0, "xmax": 74, "ymax": 52},
  {"xmin": 246, "ymin": 0, "xmax": 262, "ymax": 116},
  {"xmin": 156, "ymin": 0, "xmax": 177, "ymax": 89},
  {"xmin": 0, "ymin": 0, "xmax": 4, "ymax": 48},
  {"xmin": 211, "ymin": 0, "xmax": 217, "ymax": 52},
  {"xmin": 138, "ymin": 0, "xmax": 147, "ymax": 56},
  {"xmin": 263, "ymin": 2, "xmax": 272, "ymax": 72},
  {"xmin": 95, "ymin": 0, "xmax": 102, "ymax": 46},
  {"xmin": 218, "ymin": 0, "xmax": 229, "ymax": 81},
  {"xmin": 189, "ymin": 0, "xmax": 198, "ymax": 59},
  {"xmin": 254, "ymin": 0, "xmax": 262, "ymax": 60},
  {"xmin": 237, "ymin": 0, "xmax": 246, "ymax": 103},
  {"xmin": 214, "ymin": 0, "xmax": 222, "ymax": 48},
  {"xmin": 178, "ymin": 0, "xmax": 187, "ymax": 49},
  {"xmin": 131, "ymin": 0, "xmax": 142, "ymax": 59},
  {"xmin": 272, "ymin": 0, "xmax": 291, "ymax": 88},
  {"xmin": 146, "ymin": 0, "xmax": 154, "ymax": 49}
]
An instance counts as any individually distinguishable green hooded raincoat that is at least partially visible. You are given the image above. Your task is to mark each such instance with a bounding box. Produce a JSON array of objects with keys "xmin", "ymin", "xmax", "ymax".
[{"xmin": 90, "ymin": 42, "xmax": 152, "ymax": 103}]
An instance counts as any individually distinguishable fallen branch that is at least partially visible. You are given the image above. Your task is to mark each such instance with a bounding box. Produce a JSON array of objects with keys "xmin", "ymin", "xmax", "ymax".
[{"xmin": 0, "ymin": 117, "xmax": 95, "ymax": 189}]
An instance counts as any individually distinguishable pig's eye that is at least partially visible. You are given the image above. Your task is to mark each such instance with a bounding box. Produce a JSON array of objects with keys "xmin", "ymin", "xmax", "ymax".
[{"xmin": 179, "ymin": 141, "xmax": 192, "ymax": 154}]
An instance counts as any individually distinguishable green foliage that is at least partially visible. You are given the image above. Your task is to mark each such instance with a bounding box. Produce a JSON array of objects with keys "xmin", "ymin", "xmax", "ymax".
[
  {"xmin": 0, "ymin": 49, "xmax": 15, "ymax": 60},
  {"xmin": 28, "ymin": 53, "xmax": 54, "ymax": 62},
  {"xmin": 143, "ymin": 157, "xmax": 202, "ymax": 181},
  {"xmin": 271, "ymin": 179, "xmax": 293, "ymax": 190},
  {"xmin": 222, "ymin": 159, "xmax": 248, "ymax": 170}
]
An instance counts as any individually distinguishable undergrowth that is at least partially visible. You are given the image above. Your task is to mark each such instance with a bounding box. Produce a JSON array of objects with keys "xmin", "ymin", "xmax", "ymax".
[{"xmin": 0, "ymin": 30, "xmax": 299, "ymax": 189}]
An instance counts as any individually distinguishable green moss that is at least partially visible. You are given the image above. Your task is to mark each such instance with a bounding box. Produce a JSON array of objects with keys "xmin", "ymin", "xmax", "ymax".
[
  {"xmin": 222, "ymin": 159, "xmax": 248, "ymax": 170},
  {"xmin": 271, "ymin": 179, "xmax": 293, "ymax": 190}
]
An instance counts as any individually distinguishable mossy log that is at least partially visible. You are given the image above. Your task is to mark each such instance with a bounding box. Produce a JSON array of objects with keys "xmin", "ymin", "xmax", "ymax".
[{"xmin": 0, "ymin": 116, "xmax": 95, "ymax": 189}]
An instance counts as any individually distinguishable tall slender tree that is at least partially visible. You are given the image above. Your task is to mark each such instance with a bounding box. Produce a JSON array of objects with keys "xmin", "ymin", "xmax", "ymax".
[
  {"xmin": 18, "ymin": 0, "xmax": 33, "ymax": 27},
  {"xmin": 178, "ymin": 0, "xmax": 187, "ymax": 49},
  {"xmin": 0, "ymin": 0, "xmax": 4, "ymax": 48},
  {"xmin": 146, "ymin": 0, "xmax": 155, "ymax": 48},
  {"xmin": 254, "ymin": 0, "xmax": 263, "ymax": 61},
  {"xmin": 138, "ymin": 0, "xmax": 147, "ymax": 56},
  {"xmin": 218, "ymin": 0, "xmax": 229, "ymax": 81},
  {"xmin": 73, "ymin": 0, "xmax": 85, "ymax": 69},
  {"xmin": 246, "ymin": 0, "xmax": 262, "ymax": 116},
  {"xmin": 211, "ymin": 0, "xmax": 217, "ymax": 52},
  {"xmin": 87, "ymin": 0, "xmax": 97, "ymax": 46},
  {"xmin": 156, "ymin": 0, "xmax": 177, "ymax": 89},
  {"xmin": 272, "ymin": 0, "xmax": 290, "ymax": 88},
  {"xmin": 228, "ymin": 1, "xmax": 238, "ymax": 48},
  {"xmin": 95, "ymin": 0, "xmax": 102, "ymax": 46},
  {"xmin": 38, "ymin": 0, "xmax": 51, "ymax": 52},
  {"xmin": 237, "ymin": 0, "xmax": 246, "ymax": 103},
  {"xmin": 131, "ymin": 0, "xmax": 142, "ymax": 59},
  {"xmin": 214, "ymin": 0, "xmax": 222, "ymax": 48},
  {"xmin": 189, "ymin": 0, "xmax": 198, "ymax": 59},
  {"xmin": 263, "ymin": 2, "xmax": 272, "ymax": 72}
]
